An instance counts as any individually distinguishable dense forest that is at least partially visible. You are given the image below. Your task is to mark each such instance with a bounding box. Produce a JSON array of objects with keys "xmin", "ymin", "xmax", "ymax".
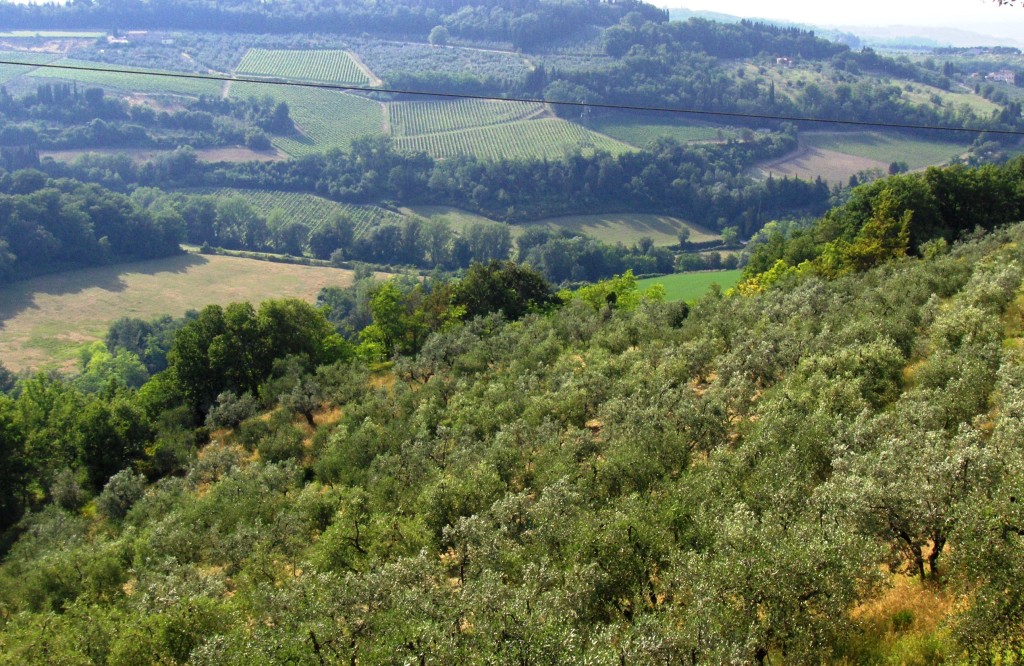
[{"xmin": 1, "ymin": 160, "xmax": 1024, "ymax": 661}]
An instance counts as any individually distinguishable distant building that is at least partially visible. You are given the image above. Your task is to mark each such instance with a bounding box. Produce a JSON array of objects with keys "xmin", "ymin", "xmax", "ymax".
[
  {"xmin": 776, "ymin": 57, "xmax": 793, "ymax": 67},
  {"xmin": 986, "ymin": 70, "xmax": 1016, "ymax": 84}
]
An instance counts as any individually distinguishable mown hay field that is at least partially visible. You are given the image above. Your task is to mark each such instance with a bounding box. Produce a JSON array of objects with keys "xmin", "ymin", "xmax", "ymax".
[{"xmin": 0, "ymin": 253, "xmax": 360, "ymax": 372}]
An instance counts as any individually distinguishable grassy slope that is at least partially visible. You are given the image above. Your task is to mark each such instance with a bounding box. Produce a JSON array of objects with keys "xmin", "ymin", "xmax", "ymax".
[
  {"xmin": 231, "ymin": 82, "xmax": 384, "ymax": 156},
  {"xmin": 802, "ymin": 131, "xmax": 970, "ymax": 168},
  {"xmin": 590, "ymin": 112, "xmax": 738, "ymax": 147},
  {"xmin": 637, "ymin": 269, "xmax": 743, "ymax": 302},
  {"xmin": 531, "ymin": 213, "xmax": 720, "ymax": 246},
  {"xmin": 29, "ymin": 57, "xmax": 222, "ymax": 96},
  {"xmin": 404, "ymin": 206, "xmax": 719, "ymax": 247},
  {"xmin": 0, "ymin": 253, "xmax": 359, "ymax": 372}
]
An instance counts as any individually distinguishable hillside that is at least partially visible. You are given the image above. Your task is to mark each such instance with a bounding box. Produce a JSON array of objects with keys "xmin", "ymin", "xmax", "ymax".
[{"xmin": 1, "ymin": 206, "xmax": 1024, "ymax": 661}]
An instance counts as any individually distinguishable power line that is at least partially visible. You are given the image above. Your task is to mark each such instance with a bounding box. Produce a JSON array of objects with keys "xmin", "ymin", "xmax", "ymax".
[{"xmin": 2, "ymin": 58, "xmax": 1024, "ymax": 137}]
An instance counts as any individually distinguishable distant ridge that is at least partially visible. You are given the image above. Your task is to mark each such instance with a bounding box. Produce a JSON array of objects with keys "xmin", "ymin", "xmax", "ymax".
[{"xmin": 667, "ymin": 7, "xmax": 1024, "ymax": 49}]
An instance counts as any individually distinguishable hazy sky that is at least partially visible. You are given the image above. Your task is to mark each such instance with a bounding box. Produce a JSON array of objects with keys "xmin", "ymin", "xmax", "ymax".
[{"xmin": 657, "ymin": 0, "xmax": 1024, "ymax": 33}]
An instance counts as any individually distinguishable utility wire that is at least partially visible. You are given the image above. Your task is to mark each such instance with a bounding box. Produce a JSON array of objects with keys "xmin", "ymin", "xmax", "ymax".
[{"xmin": 2, "ymin": 58, "xmax": 1024, "ymax": 137}]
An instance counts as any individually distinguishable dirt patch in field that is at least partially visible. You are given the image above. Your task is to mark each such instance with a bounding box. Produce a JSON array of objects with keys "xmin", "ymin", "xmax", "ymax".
[{"xmin": 755, "ymin": 145, "xmax": 888, "ymax": 186}]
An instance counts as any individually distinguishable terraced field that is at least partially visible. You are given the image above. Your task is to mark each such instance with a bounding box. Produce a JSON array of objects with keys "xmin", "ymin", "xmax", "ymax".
[
  {"xmin": 389, "ymin": 98, "xmax": 546, "ymax": 136},
  {"xmin": 196, "ymin": 188, "xmax": 406, "ymax": 238},
  {"xmin": 230, "ymin": 81, "xmax": 384, "ymax": 156},
  {"xmin": 28, "ymin": 57, "xmax": 222, "ymax": 96},
  {"xmin": 236, "ymin": 49, "xmax": 370, "ymax": 85},
  {"xmin": 393, "ymin": 117, "xmax": 634, "ymax": 160}
]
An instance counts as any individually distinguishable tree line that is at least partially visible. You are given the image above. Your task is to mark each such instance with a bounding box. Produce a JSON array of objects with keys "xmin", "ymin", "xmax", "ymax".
[
  {"xmin": 0, "ymin": 85, "xmax": 294, "ymax": 153},
  {"xmin": 0, "ymin": 169, "xmax": 182, "ymax": 281}
]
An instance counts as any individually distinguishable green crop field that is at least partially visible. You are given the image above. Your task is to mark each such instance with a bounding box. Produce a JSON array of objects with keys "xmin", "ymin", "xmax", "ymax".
[
  {"xmin": 590, "ymin": 112, "xmax": 737, "ymax": 147},
  {"xmin": 29, "ymin": 57, "xmax": 222, "ymax": 96},
  {"xmin": 393, "ymin": 118, "xmax": 634, "ymax": 161},
  {"xmin": 802, "ymin": 131, "xmax": 970, "ymax": 169},
  {"xmin": 0, "ymin": 50, "xmax": 60, "ymax": 83},
  {"xmin": 231, "ymin": 81, "xmax": 384, "ymax": 156},
  {"xmin": 637, "ymin": 269, "xmax": 743, "ymax": 302},
  {"xmin": 389, "ymin": 98, "xmax": 546, "ymax": 136},
  {"xmin": 197, "ymin": 188, "xmax": 406, "ymax": 238},
  {"xmin": 531, "ymin": 213, "xmax": 720, "ymax": 247},
  {"xmin": 0, "ymin": 253, "xmax": 362, "ymax": 372},
  {"xmin": 236, "ymin": 49, "xmax": 370, "ymax": 85}
]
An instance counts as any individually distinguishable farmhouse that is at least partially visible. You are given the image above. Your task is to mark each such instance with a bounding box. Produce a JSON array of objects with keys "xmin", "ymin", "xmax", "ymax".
[{"xmin": 986, "ymin": 69, "xmax": 1016, "ymax": 84}]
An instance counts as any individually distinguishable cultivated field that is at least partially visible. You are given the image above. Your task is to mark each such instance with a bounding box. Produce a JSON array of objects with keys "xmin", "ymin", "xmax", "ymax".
[
  {"xmin": 756, "ymin": 131, "xmax": 970, "ymax": 184},
  {"xmin": 236, "ymin": 49, "xmax": 370, "ymax": 85},
  {"xmin": 802, "ymin": 131, "xmax": 970, "ymax": 168},
  {"xmin": 230, "ymin": 81, "xmax": 384, "ymax": 156},
  {"xmin": 393, "ymin": 117, "xmax": 634, "ymax": 160},
  {"xmin": 0, "ymin": 50, "xmax": 60, "ymax": 83},
  {"xmin": 590, "ymin": 112, "xmax": 737, "ymax": 147},
  {"xmin": 531, "ymin": 213, "xmax": 720, "ymax": 247},
  {"xmin": 349, "ymin": 38, "xmax": 532, "ymax": 82},
  {"xmin": 28, "ymin": 57, "xmax": 222, "ymax": 96},
  {"xmin": 0, "ymin": 31, "xmax": 105, "ymax": 38},
  {"xmin": 403, "ymin": 207, "xmax": 719, "ymax": 247},
  {"xmin": 400, "ymin": 206, "xmax": 511, "ymax": 234},
  {"xmin": 757, "ymin": 145, "xmax": 886, "ymax": 185},
  {"xmin": 637, "ymin": 269, "xmax": 743, "ymax": 302},
  {"xmin": 40, "ymin": 146, "xmax": 286, "ymax": 164},
  {"xmin": 388, "ymin": 98, "xmax": 547, "ymax": 136},
  {"xmin": 0, "ymin": 253, "xmax": 361, "ymax": 372},
  {"xmin": 196, "ymin": 188, "xmax": 407, "ymax": 237}
]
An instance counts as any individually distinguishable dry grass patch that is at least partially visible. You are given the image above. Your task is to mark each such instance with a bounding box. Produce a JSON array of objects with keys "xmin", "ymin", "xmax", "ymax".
[
  {"xmin": 757, "ymin": 145, "xmax": 887, "ymax": 186},
  {"xmin": 847, "ymin": 573, "xmax": 956, "ymax": 664},
  {"xmin": 0, "ymin": 253, "xmax": 360, "ymax": 372}
]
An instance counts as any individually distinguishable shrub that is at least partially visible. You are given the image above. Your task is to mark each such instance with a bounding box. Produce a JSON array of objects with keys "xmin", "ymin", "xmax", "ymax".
[{"xmin": 97, "ymin": 469, "xmax": 147, "ymax": 520}]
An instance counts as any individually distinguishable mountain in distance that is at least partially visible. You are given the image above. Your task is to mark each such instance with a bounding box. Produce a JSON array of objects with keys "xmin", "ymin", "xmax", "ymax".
[{"xmin": 668, "ymin": 7, "xmax": 1024, "ymax": 49}]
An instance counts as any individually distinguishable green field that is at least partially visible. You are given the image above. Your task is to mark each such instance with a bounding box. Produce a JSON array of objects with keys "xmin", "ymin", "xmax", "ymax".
[
  {"xmin": 393, "ymin": 118, "xmax": 634, "ymax": 161},
  {"xmin": 231, "ymin": 81, "xmax": 384, "ymax": 156},
  {"xmin": 802, "ymin": 131, "xmax": 970, "ymax": 169},
  {"xmin": 236, "ymin": 48, "xmax": 370, "ymax": 85},
  {"xmin": 532, "ymin": 213, "xmax": 719, "ymax": 247},
  {"xmin": 637, "ymin": 269, "xmax": 743, "ymax": 302},
  {"xmin": 389, "ymin": 99, "xmax": 546, "ymax": 136},
  {"xmin": 0, "ymin": 50, "xmax": 60, "ymax": 83},
  {"xmin": 590, "ymin": 112, "xmax": 737, "ymax": 147},
  {"xmin": 29, "ymin": 57, "xmax": 222, "ymax": 96},
  {"xmin": 197, "ymin": 188, "xmax": 406, "ymax": 238},
  {"xmin": 0, "ymin": 253, "xmax": 362, "ymax": 372},
  {"xmin": 400, "ymin": 206, "xmax": 504, "ymax": 234}
]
